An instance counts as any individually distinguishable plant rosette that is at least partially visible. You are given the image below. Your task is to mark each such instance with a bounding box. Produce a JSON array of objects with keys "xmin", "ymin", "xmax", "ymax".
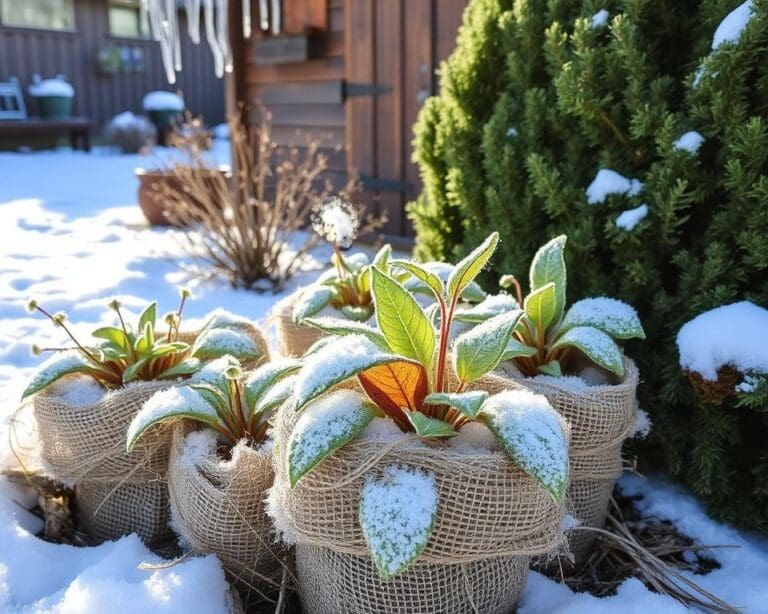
[
  {"xmin": 127, "ymin": 357, "xmax": 300, "ymax": 609},
  {"xmin": 476, "ymin": 236, "xmax": 644, "ymax": 566},
  {"xmin": 22, "ymin": 297, "xmax": 267, "ymax": 548},
  {"xmin": 268, "ymin": 233, "xmax": 571, "ymax": 613}
]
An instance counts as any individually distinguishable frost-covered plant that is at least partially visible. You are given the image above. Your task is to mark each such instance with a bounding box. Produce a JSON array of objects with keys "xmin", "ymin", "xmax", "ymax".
[
  {"xmin": 127, "ymin": 356, "xmax": 300, "ymax": 450},
  {"xmin": 104, "ymin": 112, "xmax": 156, "ymax": 154},
  {"xmin": 22, "ymin": 292, "xmax": 264, "ymax": 399},
  {"xmin": 291, "ymin": 197, "xmax": 389, "ymax": 323},
  {"xmin": 496, "ymin": 236, "xmax": 644, "ymax": 378},
  {"xmin": 286, "ymin": 232, "xmax": 569, "ymax": 577}
]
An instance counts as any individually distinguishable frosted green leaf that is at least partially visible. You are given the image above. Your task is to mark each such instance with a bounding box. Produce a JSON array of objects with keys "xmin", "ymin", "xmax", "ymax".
[
  {"xmin": 138, "ymin": 301, "xmax": 157, "ymax": 333},
  {"xmin": 538, "ymin": 360, "xmax": 563, "ymax": 377},
  {"xmin": 453, "ymin": 294, "xmax": 519, "ymax": 323},
  {"xmin": 480, "ymin": 390, "xmax": 569, "ymax": 502},
  {"xmin": 360, "ymin": 465, "xmax": 438, "ymax": 579},
  {"xmin": 189, "ymin": 355, "xmax": 240, "ymax": 393},
  {"xmin": 529, "ymin": 235, "xmax": 567, "ymax": 321},
  {"xmin": 372, "ymin": 243, "xmax": 392, "ymax": 268},
  {"xmin": 371, "ymin": 267, "xmax": 436, "ymax": 368},
  {"xmin": 244, "ymin": 358, "xmax": 302, "ymax": 410},
  {"xmin": 405, "ymin": 411, "xmax": 457, "ymax": 438},
  {"xmin": 552, "ymin": 326, "xmax": 624, "ymax": 376},
  {"xmin": 389, "ymin": 260, "xmax": 445, "ymax": 302},
  {"xmin": 191, "ymin": 328, "xmax": 262, "ymax": 361},
  {"xmin": 447, "ymin": 232, "xmax": 499, "ymax": 305},
  {"xmin": 292, "ymin": 285, "xmax": 335, "ymax": 322},
  {"xmin": 524, "ymin": 282, "xmax": 558, "ymax": 331},
  {"xmin": 254, "ymin": 374, "xmax": 298, "ymax": 414},
  {"xmin": 340, "ymin": 304, "xmax": 374, "ymax": 322},
  {"xmin": 501, "ymin": 339, "xmax": 537, "ymax": 361},
  {"xmin": 402, "ymin": 262, "xmax": 486, "ymax": 303},
  {"xmin": 201, "ymin": 309, "xmax": 253, "ymax": 332},
  {"xmin": 453, "ymin": 309, "xmax": 523, "ymax": 383},
  {"xmin": 127, "ymin": 386, "xmax": 219, "ymax": 452},
  {"xmin": 423, "ymin": 390, "xmax": 488, "ymax": 420},
  {"xmin": 561, "ymin": 297, "xmax": 645, "ymax": 339},
  {"xmin": 294, "ymin": 335, "xmax": 410, "ymax": 409},
  {"xmin": 22, "ymin": 351, "xmax": 94, "ymax": 399},
  {"xmin": 156, "ymin": 358, "xmax": 202, "ymax": 380},
  {"xmin": 287, "ymin": 389, "xmax": 376, "ymax": 485},
  {"xmin": 302, "ymin": 316, "xmax": 388, "ymax": 348}
]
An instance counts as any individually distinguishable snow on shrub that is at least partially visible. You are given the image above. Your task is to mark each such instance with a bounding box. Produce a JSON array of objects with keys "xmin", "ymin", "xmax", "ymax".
[
  {"xmin": 104, "ymin": 112, "xmax": 155, "ymax": 153},
  {"xmin": 142, "ymin": 91, "xmax": 184, "ymax": 111}
]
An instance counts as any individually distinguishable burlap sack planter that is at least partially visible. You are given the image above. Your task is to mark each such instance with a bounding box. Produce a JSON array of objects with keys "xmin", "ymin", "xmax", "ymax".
[
  {"xmin": 270, "ymin": 376, "xmax": 569, "ymax": 614},
  {"xmin": 496, "ymin": 357, "xmax": 639, "ymax": 567},
  {"xmin": 168, "ymin": 423, "xmax": 286, "ymax": 611},
  {"xmin": 32, "ymin": 326, "xmax": 269, "ymax": 550},
  {"xmin": 272, "ymin": 291, "xmax": 330, "ymax": 358}
]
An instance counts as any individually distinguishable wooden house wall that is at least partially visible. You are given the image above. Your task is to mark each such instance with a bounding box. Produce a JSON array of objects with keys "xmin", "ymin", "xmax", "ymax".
[{"xmin": 0, "ymin": 0, "xmax": 225, "ymax": 134}]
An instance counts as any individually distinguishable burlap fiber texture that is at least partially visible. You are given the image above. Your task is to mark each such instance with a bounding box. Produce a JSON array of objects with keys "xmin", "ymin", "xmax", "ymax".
[
  {"xmin": 168, "ymin": 423, "xmax": 286, "ymax": 611},
  {"xmin": 497, "ymin": 357, "xmax": 639, "ymax": 565},
  {"xmin": 272, "ymin": 292, "xmax": 326, "ymax": 358},
  {"xmin": 271, "ymin": 372, "xmax": 570, "ymax": 613}
]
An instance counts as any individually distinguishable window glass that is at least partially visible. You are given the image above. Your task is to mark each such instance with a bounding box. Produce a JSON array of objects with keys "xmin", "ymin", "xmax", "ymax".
[
  {"xmin": 108, "ymin": 1, "xmax": 149, "ymax": 38},
  {"xmin": 1, "ymin": 0, "xmax": 75, "ymax": 31}
]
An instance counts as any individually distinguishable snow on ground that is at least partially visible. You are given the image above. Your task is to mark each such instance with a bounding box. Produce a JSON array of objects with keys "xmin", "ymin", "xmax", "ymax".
[
  {"xmin": 677, "ymin": 301, "xmax": 768, "ymax": 380},
  {"xmin": 1, "ymin": 148, "xmax": 767, "ymax": 612}
]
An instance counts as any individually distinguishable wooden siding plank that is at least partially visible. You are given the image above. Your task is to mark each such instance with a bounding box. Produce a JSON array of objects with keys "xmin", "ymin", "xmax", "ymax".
[
  {"xmin": 249, "ymin": 80, "xmax": 343, "ymax": 105},
  {"xmin": 283, "ymin": 0, "xmax": 328, "ymax": 34}
]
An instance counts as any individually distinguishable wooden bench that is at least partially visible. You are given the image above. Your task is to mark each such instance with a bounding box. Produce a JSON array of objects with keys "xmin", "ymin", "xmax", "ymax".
[
  {"xmin": 0, "ymin": 117, "xmax": 92, "ymax": 151},
  {"xmin": 0, "ymin": 78, "xmax": 91, "ymax": 151}
]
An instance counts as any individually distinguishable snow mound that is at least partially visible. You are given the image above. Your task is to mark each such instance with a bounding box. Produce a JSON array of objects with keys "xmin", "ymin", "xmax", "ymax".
[
  {"xmin": 712, "ymin": 1, "xmax": 754, "ymax": 49},
  {"xmin": 142, "ymin": 91, "xmax": 184, "ymax": 112},
  {"xmin": 677, "ymin": 301, "xmax": 768, "ymax": 380},
  {"xmin": 212, "ymin": 123, "xmax": 229, "ymax": 139},
  {"xmin": 586, "ymin": 169, "xmax": 643, "ymax": 204},
  {"xmin": 591, "ymin": 9, "xmax": 609, "ymax": 28},
  {"xmin": 29, "ymin": 78, "xmax": 74, "ymax": 98},
  {"xmin": 49, "ymin": 375, "xmax": 105, "ymax": 406},
  {"xmin": 673, "ymin": 131, "xmax": 704, "ymax": 154},
  {"xmin": 361, "ymin": 416, "xmax": 404, "ymax": 442},
  {"xmin": 532, "ymin": 374, "xmax": 590, "ymax": 393},
  {"xmin": 448, "ymin": 421, "xmax": 498, "ymax": 455},
  {"xmin": 616, "ymin": 204, "xmax": 649, "ymax": 230}
]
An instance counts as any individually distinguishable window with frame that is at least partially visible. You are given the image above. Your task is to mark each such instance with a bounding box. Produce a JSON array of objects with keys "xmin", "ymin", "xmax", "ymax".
[
  {"xmin": 108, "ymin": 0, "xmax": 150, "ymax": 39},
  {"xmin": 0, "ymin": 0, "xmax": 75, "ymax": 31}
]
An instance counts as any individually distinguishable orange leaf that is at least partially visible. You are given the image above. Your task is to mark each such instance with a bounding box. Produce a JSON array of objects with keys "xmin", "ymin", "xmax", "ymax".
[{"xmin": 358, "ymin": 361, "xmax": 428, "ymax": 431}]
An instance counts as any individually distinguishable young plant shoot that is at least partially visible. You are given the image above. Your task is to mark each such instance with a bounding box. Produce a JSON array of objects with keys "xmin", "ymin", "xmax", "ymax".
[
  {"xmin": 127, "ymin": 356, "xmax": 301, "ymax": 451},
  {"xmin": 496, "ymin": 236, "xmax": 645, "ymax": 378},
  {"xmin": 286, "ymin": 232, "xmax": 569, "ymax": 579},
  {"xmin": 22, "ymin": 291, "xmax": 265, "ymax": 399},
  {"xmin": 294, "ymin": 196, "xmax": 390, "ymax": 323}
]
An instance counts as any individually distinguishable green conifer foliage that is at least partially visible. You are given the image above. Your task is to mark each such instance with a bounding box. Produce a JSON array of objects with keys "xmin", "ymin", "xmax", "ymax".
[{"xmin": 410, "ymin": 0, "xmax": 768, "ymax": 530}]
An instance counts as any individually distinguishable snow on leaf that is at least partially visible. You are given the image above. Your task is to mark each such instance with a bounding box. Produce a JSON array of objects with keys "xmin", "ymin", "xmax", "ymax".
[
  {"xmin": 561, "ymin": 297, "xmax": 645, "ymax": 340},
  {"xmin": 586, "ymin": 169, "xmax": 643, "ymax": 204},
  {"xmin": 201, "ymin": 309, "xmax": 254, "ymax": 332},
  {"xmin": 156, "ymin": 358, "xmax": 202, "ymax": 380},
  {"xmin": 453, "ymin": 293, "xmax": 519, "ymax": 323},
  {"xmin": 287, "ymin": 389, "xmax": 375, "ymax": 485},
  {"xmin": 591, "ymin": 8, "xmax": 609, "ymax": 28},
  {"xmin": 615, "ymin": 204, "xmax": 649, "ymax": 231},
  {"xmin": 447, "ymin": 232, "xmax": 499, "ymax": 305},
  {"xmin": 553, "ymin": 326, "xmax": 625, "ymax": 377},
  {"xmin": 371, "ymin": 267, "xmax": 436, "ymax": 368},
  {"xmin": 244, "ymin": 358, "xmax": 302, "ymax": 410},
  {"xmin": 127, "ymin": 386, "xmax": 219, "ymax": 451},
  {"xmin": 480, "ymin": 390, "xmax": 569, "ymax": 501},
  {"xmin": 254, "ymin": 374, "xmax": 298, "ymax": 414},
  {"xmin": 529, "ymin": 235, "xmax": 567, "ymax": 321},
  {"xmin": 343, "ymin": 252, "xmax": 370, "ymax": 271},
  {"xmin": 302, "ymin": 316, "xmax": 388, "ymax": 348},
  {"xmin": 292, "ymin": 285, "xmax": 335, "ymax": 322},
  {"xmin": 189, "ymin": 355, "xmax": 240, "ymax": 393},
  {"xmin": 22, "ymin": 351, "xmax": 95, "ymax": 399},
  {"xmin": 454, "ymin": 309, "xmax": 523, "ymax": 383},
  {"xmin": 294, "ymin": 335, "xmax": 410, "ymax": 409},
  {"xmin": 423, "ymin": 391, "xmax": 488, "ymax": 420},
  {"xmin": 359, "ymin": 465, "xmax": 438, "ymax": 579},
  {"xmin": 191, "ymin": 328, "xmax": 263, "ymax": 361}
]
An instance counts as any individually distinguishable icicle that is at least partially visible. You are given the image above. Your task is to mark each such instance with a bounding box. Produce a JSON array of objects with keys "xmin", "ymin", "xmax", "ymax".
[
  {"xmin": 216, "ymin": 0, "xmax": 233, "ymax": 74},
  {"xmin": 258, "ymin": 0, "xmax": 269, "ymax": 32},
  {"xmin": 204, "ymin": 0, "xmax": 224, "ymax": 78},
  {"xmin": 270, "ymin": 0, "xmax": 280, "ymax": 34},
  {"xmin": 185, "ymin": 0, "xmax": 201, "ymax": 44},
  {"xmin": 242, "ymin": 0, "xmax": 252, "ymax": 39}
]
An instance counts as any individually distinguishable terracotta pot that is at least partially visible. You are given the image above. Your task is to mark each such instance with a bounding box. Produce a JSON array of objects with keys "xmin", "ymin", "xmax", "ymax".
[{"xmin": 135, "ymin": 166, "xmax": 230, "ymax": 226}]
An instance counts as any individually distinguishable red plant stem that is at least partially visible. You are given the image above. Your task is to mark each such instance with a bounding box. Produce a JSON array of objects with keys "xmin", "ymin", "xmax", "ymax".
[{"xmin": 434, "ymin": 295, "xmax": 451, "ymax": 394}]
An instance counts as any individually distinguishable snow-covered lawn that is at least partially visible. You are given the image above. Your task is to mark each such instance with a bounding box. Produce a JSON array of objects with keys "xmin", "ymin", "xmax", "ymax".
[{"xmin": 0, "ymin": 148, "xmax": 766, "ymax": 612}]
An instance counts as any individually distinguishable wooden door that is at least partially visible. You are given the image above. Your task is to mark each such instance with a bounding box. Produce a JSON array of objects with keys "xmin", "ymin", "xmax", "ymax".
[{"xmin": 344, "ymin": 0, "xmax": 467, "ymax": 240}]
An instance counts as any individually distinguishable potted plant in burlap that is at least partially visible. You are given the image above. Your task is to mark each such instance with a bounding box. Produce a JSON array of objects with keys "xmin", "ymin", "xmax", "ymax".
[
  {"xmin": 22, "ymin": 295, "xmax": 267, "ymax": 553},
  {"xmin": 127, "ymin": 356, "xmax": 298, "ymax": 610},
  {"xmin": 466, "ymin": 236, "xmax": 643, "ymax": 568},
  {"xmin": 269, "ymin": 233, "xmax": 571, "ymax": 613}
]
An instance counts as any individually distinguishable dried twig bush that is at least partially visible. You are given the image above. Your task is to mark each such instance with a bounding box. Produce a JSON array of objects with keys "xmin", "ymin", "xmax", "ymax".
[{"xmin": 162, "ymin": 106, "xmax": 360, "ymax": 292}]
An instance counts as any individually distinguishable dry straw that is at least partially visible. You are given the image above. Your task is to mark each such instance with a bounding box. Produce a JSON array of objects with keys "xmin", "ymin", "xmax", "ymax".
[
  {"xmin": 496, "ymin": 356, "xmax": 639, "ymax": 566},
  {"xmin": 270, "ymin": 374, "xmax": 570, "ymax": 613}
]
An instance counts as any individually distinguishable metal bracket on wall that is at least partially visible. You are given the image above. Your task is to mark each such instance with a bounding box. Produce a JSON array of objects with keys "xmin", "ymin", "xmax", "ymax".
[{"xmin": 343, "ymin": 81, "xmax": 392, "ymax": 100}]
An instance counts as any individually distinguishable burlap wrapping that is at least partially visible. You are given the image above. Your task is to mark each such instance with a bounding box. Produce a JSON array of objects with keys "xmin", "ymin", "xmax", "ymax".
[
  {"xmin": 32, "ymin": 326, "xmax": 269, "ymax": 550},
  {"xmin": 271, "ymin": 373, "xmax": 570, "ymax": 613},
  {"xmin": 496, "ymin": 357, "xmax": 639, "ymax": 566},
  {"xmin": 168, "ymin": 423, "xmax": 286, "ymax": 611},
  {"xmin": 272, "ymin": 292, "xmax": 326, "ymax": 358}
]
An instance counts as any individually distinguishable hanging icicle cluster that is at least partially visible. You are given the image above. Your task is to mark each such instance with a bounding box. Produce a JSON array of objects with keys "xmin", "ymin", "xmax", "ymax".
[{"xmin": 141, "ymin": 0, "xmax": 233, "ymax": 84}]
